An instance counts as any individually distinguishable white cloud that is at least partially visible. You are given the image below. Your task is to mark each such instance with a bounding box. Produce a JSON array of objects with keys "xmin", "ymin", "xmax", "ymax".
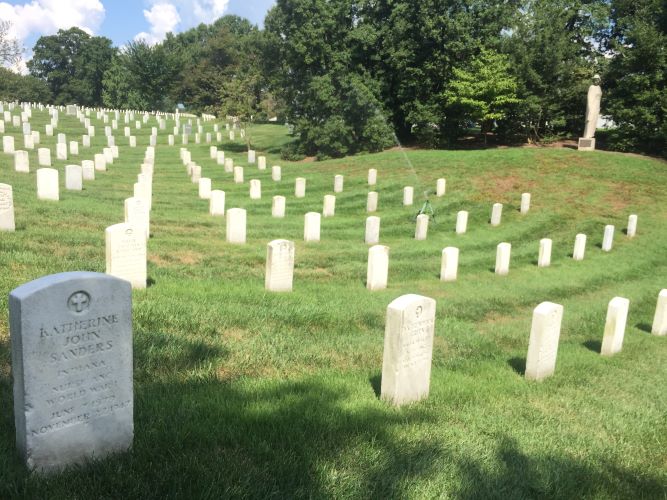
[
  {"xmin": 134, "ymin": 2, "xmax": 181, "ymax": 45},
  {"xmin": 0, "ymin": 0, "xmax": 105, "ymax": 72}
]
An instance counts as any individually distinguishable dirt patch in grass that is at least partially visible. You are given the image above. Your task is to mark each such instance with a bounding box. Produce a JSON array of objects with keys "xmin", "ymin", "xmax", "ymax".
[
  {"xmin": 175, "ymin": 250, "xmax": 203, "ymax": 265},
  {"xmin": 471, "ymin": 173, "xmax": 537, "ymax": 203},
  {"xmin": 149, "ymin": 254, "xmax": 170, "ymax": 267}
]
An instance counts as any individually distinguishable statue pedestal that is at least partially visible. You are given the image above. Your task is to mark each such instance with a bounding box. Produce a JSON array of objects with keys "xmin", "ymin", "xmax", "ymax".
[{"xmin": 578, "ymin": 138, "xmax": 596, "ymax": 151}]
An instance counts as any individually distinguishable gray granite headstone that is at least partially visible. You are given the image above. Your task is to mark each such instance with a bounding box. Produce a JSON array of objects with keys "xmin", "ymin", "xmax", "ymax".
[{"xmin": 9, "ymin": 272, "xmax": 133, "ymax": 473}]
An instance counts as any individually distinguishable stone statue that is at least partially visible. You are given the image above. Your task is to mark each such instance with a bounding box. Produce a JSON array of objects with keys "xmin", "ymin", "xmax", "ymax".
[{"xmin": 583, "ymin": 75, "xmax": 602, "ymax": 139}]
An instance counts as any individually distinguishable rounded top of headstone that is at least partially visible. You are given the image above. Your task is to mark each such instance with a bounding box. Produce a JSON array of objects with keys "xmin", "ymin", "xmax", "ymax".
[{"xmin": 9, "ymin": 271, "xmax": 129, "ymax": 301}]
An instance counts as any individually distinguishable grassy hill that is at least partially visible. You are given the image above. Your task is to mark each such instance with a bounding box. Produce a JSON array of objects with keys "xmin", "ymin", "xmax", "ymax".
[{"xmin": 0, "ymin": 112, "xmax": 665, "ymax": 498}]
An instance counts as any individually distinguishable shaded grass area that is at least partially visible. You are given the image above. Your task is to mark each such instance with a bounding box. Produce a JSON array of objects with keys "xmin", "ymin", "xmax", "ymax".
[{"xmin": 0, "ymin": 114, "xmax": 666, "ymax": 498}]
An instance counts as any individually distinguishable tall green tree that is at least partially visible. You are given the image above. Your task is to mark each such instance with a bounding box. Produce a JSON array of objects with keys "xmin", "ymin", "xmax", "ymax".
[
  {"xmin": 0, "ymin": 67, "xmax": 52, "ymax": 103},
  {"xmin": 28, "ymin": 28, "xmax": 115, "ymax": 106},
  {"xmin": 604, "ymin": 0, "xmax": 667, "ymax": 156}
]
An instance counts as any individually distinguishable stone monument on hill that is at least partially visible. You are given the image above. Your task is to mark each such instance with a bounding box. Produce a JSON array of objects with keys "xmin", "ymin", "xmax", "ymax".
[{"xmin": 578, "ymin": 75, "xmax": 602, "ymax": 151}]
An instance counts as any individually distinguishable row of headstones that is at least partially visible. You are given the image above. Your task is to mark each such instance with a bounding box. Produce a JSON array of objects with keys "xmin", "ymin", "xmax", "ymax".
[{"xmin": 7, "ymin": 271, "xmax": 667, "ymax": 473}]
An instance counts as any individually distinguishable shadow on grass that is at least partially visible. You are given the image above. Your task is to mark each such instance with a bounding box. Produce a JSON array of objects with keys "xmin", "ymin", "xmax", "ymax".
[
  {"xmin": 369, "ymin": 374, "xmax": 381, "ymax": 397},
  {"xmin": 583, "ymin": 340, "xmax": 601, "ymax": 353},
  {"xmin": 635, "ymin": 322, "xmax": 652, "ymax": 334},
  {"xmin": 508, "ymin": 357, "xmax": 525, "ymax": 376}
]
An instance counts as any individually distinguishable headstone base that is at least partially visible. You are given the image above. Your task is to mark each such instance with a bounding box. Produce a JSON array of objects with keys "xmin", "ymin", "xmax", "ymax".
[{"xmin": 578, "ymin": 138, "xmax": 596, "ymax": 151}]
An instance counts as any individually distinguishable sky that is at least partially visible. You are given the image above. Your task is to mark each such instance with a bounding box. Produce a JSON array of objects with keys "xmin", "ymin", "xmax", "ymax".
[{"xmin": 0, "ymin": 0, "xmax": 276, "ymax": 70}]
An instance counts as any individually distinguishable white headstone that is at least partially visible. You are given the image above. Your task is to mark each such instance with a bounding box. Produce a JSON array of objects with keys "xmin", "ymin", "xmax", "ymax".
[
  {"xmin": 323, "ymin": 195, "xmax": 336, "ymax": 217},
  {"xmin": 295, "ymin": 178, "xmax": 306, "ymax": 198},
  {"xmin": 65, "ymin": 165, "xmax": 83, "ymax": 191},
  {"xmin": 190, "ymin": 165, "xmax": 201, "ymax": 184},
  {"xmin": 436, "ymin": 178, "xmax": 446, "ymax": 197},
  {"xmin": 265, "ymin": 239, "xmax": 295, "ymax": 292},
  {"xmin": 651, "ymin": 289, "xmax": 667, "ymax": 336},
  {"xmin": 538, "ymin": 238, "xmax": 552, "ymax": 268},
  {"xmin": 224, "ymin": 158, "xmax": 234, "ymax": 173},
  {"xmin": 334, "ymin": 175, "xmax": 344, "ymax": 193},
  {"xmin": 601, "ymin": 297, "xmax": 629, "ymax": 356},
  {"xmin": 365, "ymin": 216, "xmax": 380, "ymax": 245},
  {"xmin": 226, "ymin": 208, "xmax": 247, "ymax": 244},
  {"xmin": 415, "ymin": 214, "xmax": 428, "ymax": 240},
  {"xmin": 0, "ymin": 183, "xmax": 15, "ymax": 231},
  {"xmin": 602, "ymin": 225, "xmax": 614, "ymax": 252},
  {"xmin": 38, "ymin": 148, "xmax": 51, "ymax": 167},
  {"xmin": 272, "ymin": 165, "xmax": 281, "ymax": 181},
  {"xmin": 247, "ymin": 150, "xmax": 256, "ymax": 163},
  {"xmin": 381, "ymin": 294, "xmax": 436, "ymax": 406},
  {"xmin": 440, "ymin": 247, "xmax": 459, "ymax": 282},
  {"xmin": 525, "ymin": 302, "xmax": 564, "ymax": 381},
  {"xmin": 367, "ymin": 191, "xmax": 378, "ymax": 213},
  {"xmin": 234, "ymin": 166, "xmax": 244, "ymax": 184},
  {"xmin": 627, "ymin": 214, "xmax": 637, "ymax": 238},
  {"xmin": 258, "ymin": 156, "xmax": 266, "ymax": 170},
  {"xmin": 304, "ymin": 212, "xmax": 321, "ymax": 242},
  {"xmin": 23, "ymin": 134, "xmax": 34, "ymax": 149},
  {"xmin": 490, "ymin": 203, "xmax": 503, "ymax": 226},
  {"xmin": 495, "ymin": 242, "xmax": 511, "ymax": 275},
  {"xmin": 367, "ymin": 245, "xmax": 389, "ymax": 291},
  {"xmin": 456, "ymin": 210, "xmax": 468, "ymax": 235},
  {"xmin": 82, "ymin": 135, "xmax": 90, "ymax": 148},
  {"xmin": 69, "ymin": 141, "xmax": 79, "ymax": 156},
  {"xmin": 209, "ymin": 190, "xmax": 225, "ymax": 216},
  {"xmin": 14, "ymin": 150, "xmax": 29, "ymax": 172},
  {"xmin": 94, "ymin": 154, "xmax": 106, "ymax": 172},
  {"xmin": 573, "ymin": 234, "xmax": 586, "ymax": 261},
  {"xmin": 216, "ymin": 151, "xmax": 224, "ymax": 165},
  {"xmin": 37, "ymin": 168, "xmax": 59, "ymax": 201},
  {"xmin": 521, "ymin": 193, "xmax": 531, "ymax": 214},
  {"xmin": 82, "ymin": 160, "xmax": 95, "ymax": 180},
  {"xmin": 403, "ymin": 186, "xmax": 414, "ymax": 206},
  {"xmin": 272, "ymin": 196, "xmax": 286, "ymax": 218},
  {"xmin": 249, "ymin": 179, "xmax": 261, "ymax": 200},
  {"xmin": 368, "ymin": 169, "xmax": 377, "ymax": 186},
  {"xmin": 8, "ymin": 271, "xmax": 133, "ymax": 473},
  {"xmin": 199, "ymin": 178, "xmax": 212, "ymax": 199},
  {"xmin": 105, "ymin": 223, "xmax": 147, "ymax": 289},
  {"xmin": 124, "ymin": 197, "xmax": 150, "ymax": 240}
]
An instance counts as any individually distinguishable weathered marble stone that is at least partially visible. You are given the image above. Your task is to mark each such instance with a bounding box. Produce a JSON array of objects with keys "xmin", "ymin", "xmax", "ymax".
[
  {"xmin": 56, "ymin": 143, "xmax": 67, "ymax": 161},
  {"xmin": 368, "ymin": 169, "xmax": 377, "ymax": 186},
  {"xmin": 334, "ymin": 175, "xmax": 344, "ymax": 193},
  {"xmin": 495, "ymin": 242, "xmax": 511, "ymax": 276},
  {"xmin": 295, "ymin": 178, "xmax": 306, "ymax": 198},
  {"xmin": 226, "ymin": 208, "xmax": 247, "ymax": 244},
  {"xmin": 124, "ymin": 197, "xmax": 150, "ymax": 241},
  {"xmin": 627, "ymin": 214, "xmax": 638, "ymax": 238},
  {"xmin": 272, "ymin": 165, "xmax": 281, "ymax": 182},
  {"xmin": 15, "ymin": 150, "xmax": 29, "ymax": 172},
  {"xmin": 65, "ymin": 165, "xmax": 83, "ymax": 191},
  {"xmin": 323, "ymin": 195, "xmax": 336, "ymax": 217},
  {"xmin": 37, "ymin": 168, "xmax": 59, "ymax": 201},
  {"xmin": 94, "ymin": 154, "xmax": 106, "ymax": 171},
  {"xmin": 436, "ymin": 178, "xmax": 446, "ymax": 197},
  {"xmin": 224, "ymin": 158, "xmax": 234, "ymax": 173},
  {"xmin": 209, "ymin": 190, "xmax": 225, "ymax": 216},
  {"xmin": 415, "ymin": 214, "xmax": 428, "ymax": 240},
  {"xmin": 602, "ymin": 225, "xmax": 614, "ymax": 252},
  {"xmin": 440, "ymin": 247, "xmax": 459, "ymax": 282},
  {"xmin": 69, "ymin": 141, "xmax": 79, "ymax": 156},
  {"xmin": 272, "ymin": 196, "xmax": 286, "ymax": 218},
  {"xmin": 190, "ymin": 165, "xmax": 201, "ymax": 184},
  {"xmin": 209, "ymin": 146, "xmax": 217, "ymax": 159},
  {"xmin": 538, "ymin": 238, "xmax": 552, "ymax": 268},
  {"xmin": 38, "ymin": 148, "xmax": 51, "ymax": 167},
  {"xmin": 521, "ymin": 193, "xmax": 531, "ymax": 214},
  {"xmin": 57, "ymin": 133, "xmax": 66, "ymax": 144},
  {"xmin": 573, "ymin": 234, "xmax": 586, "ymax": 261},
  {"xmin": 258, "ymin": 156, "xmax": 266, "ymax": 170},
  {"xmin": 199, "ymin": 178, "xmax": 212, "ymax": 199},
  {"xmin": 265, "ymin": 240, "xmax": 295, "ymax": 292},
  {"xmin": 82, "ymin": 161, "xmax": 95, "ymax": 181},
  {"xmin": 216, "ymin": 151, "xmax": 224, "ymax": 165},
  {"xmin": 233, "ymin": 166, "xmax": 244, "ymax": 184},
  {"xmin": 381, "ymin": 294, "xmax": 436, "ymax": 406},
  {"xmin": 249, "ymin": 179, "xmax": 261, "ymax": 200},
  {"xmin": 23, "ymin": 134, "xmax": 34, "ymax": 149},
  {"xmin": 601, "ymin": 297, "xmax": 629, "ymax": 356},
  {"xmin": 304, "ymin": 212, "xmax": 321, "ymax": 242},
  {"xmin": 490, "ymin": 203, "xmax": 503, "ymax": 226},
  {"xmin": 367, "ymin": 192, "xmax": 378, "ymax": 213},
  {"xmin": 456, "ymin": 211, "xmax": 468, "ymax": 235},
  {"xmin": 403, "ymin": 186, "xmax": 414, "ymax": 206},
  {"xmin": 0, "ymin": 183, "xmax": 15, "ymax": 231},
  {"xmin": 651, "ymin": 289, "xmax": 667, "ymax": 336},
  {"xmin": 525, "ymin": 302, "xmax": 564, "ymax": 381},
  {"xmin": 82, "ymin": 135, "xmax": 90, "ymax": 148},
  {"xmin": 365, "ymin": 216, "xmax": 380, "ymax": 245},
  {"xmin": 367, "ymin": 245, "xmax": 389, "ymax": 291},
  {"xmin": 105, "ymin": 223, "xmax": 147, "ymax": 289},
  {"xmin": 247, "ymin": 150, "xmax": 256, "ymax": 163},
  {"xmin": 8, "ymin": 271, "xmax": 133, "ymax": 473}
]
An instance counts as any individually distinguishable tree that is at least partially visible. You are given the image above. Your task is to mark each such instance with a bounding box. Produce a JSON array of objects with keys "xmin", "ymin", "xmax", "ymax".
[
  {"xmin": 0, "ymin": 67, "xmax": 51, "ymax": 103},
  {"xmin": 443, "ymin": 48, "xmax": 521, "ymax": 143},
  {"xmin": 0, "ymin": 20, "xmax": 22, "ymax": 68},
  {"xmin": 604, "ymin": 0, "xmax": 667, "ymax": 156},
  {"xmin": 27, "ymin": 28, "xmax": 114, "ymax": 106}
]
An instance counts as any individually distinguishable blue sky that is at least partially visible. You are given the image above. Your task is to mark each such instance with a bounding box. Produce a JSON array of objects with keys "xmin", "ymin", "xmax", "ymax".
[{"xmin": 0, "ymin": 0, "xmax": 276, "ymax": 67}]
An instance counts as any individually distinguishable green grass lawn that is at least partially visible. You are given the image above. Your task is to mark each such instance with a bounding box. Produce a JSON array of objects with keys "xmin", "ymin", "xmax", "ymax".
[{"xmin": 0, "ymin": 110, "xmax": 666, "ymax": 499}]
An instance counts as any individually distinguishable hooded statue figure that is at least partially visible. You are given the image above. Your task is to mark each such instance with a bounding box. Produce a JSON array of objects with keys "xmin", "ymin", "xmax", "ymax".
[{"xmin": 583, "ymin": 75, "xmax": 602, "ymax": 139}]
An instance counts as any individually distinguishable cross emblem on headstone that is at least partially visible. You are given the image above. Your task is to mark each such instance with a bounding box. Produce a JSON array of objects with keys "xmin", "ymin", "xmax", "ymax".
[{"xmin": 68, "ymin": 292, "xmax": 90, "ymax": 313}]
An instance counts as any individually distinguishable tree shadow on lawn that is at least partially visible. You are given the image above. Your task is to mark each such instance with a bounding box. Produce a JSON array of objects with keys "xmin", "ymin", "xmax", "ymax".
[
  {"xmin": 635, "ymin": 322, "xmax": 652, "ymax": 334},
  {"xmin": 583, "ymin": 340, "xmax": 602, "ymax": 353},
  {"xmin": 508, "ymin": 357, "xmax": 526, "ymax": 376}
]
